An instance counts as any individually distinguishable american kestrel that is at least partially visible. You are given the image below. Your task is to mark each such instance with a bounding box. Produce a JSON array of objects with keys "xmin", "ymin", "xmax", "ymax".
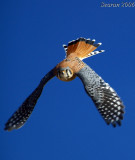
[{"xmin": 5, "ymin": 37, "xmax": 125, "ymax": 131}]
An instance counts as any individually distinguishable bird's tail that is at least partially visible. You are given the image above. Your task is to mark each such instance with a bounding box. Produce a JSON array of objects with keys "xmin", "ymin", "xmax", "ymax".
[{"xmin": 63, "ymin": 38, "xmax": 105, "ymax": 60}]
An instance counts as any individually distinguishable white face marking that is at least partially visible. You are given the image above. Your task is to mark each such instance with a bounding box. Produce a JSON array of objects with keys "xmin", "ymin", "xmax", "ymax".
[{"xmin": 57, "ymin": 68, "xmax": 73, "ymax": 81}]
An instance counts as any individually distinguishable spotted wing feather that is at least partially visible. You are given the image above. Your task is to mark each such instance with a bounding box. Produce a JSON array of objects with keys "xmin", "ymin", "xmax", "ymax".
[
  {"xmin": 5, "ymin": 69, "xmax": 55, "ymax": 131},
  {"xmin": 76, "ymin": 64, "xmax": 124, "ymax": 127}
]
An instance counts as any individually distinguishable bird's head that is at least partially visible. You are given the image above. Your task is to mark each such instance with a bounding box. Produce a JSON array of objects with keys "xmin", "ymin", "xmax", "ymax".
[{"xmin": 57, "ymin": 67, "xmax": 76, "ymax": 81}]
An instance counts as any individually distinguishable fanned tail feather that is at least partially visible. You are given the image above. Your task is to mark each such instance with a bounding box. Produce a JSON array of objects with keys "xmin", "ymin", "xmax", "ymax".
[{"xmin": 63, "ymin": 37, "xmax": 105, "ymax": 60}]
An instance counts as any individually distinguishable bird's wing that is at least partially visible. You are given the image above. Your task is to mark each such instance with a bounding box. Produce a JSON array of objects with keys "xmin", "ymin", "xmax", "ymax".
[
  {"xmin": 76, "ymin": 64, "xmax": 125, "ymax": 127},
  {"xmin": 5, "ymin": 69, "xmax": 55, "ymax": 131}
]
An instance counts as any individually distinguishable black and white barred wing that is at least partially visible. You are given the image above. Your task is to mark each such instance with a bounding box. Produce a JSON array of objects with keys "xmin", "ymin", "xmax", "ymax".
[
  {"xmin": 76, "ymin": 64, "xmax": 124, "ymax": 127},
  {"xmin": 5, "ymin": 69, "xmax": 55, "ymax": 131}
]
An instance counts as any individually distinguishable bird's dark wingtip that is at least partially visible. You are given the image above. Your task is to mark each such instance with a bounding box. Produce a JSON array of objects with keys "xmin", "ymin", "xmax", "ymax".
[{"xmin": 4, "ymin": 126, "xmax": 13, "ymax": 131}]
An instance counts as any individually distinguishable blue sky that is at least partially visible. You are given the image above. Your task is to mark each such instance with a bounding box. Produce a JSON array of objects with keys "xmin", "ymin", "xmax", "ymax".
[{"xmin": 1, "ymin": 0, "xmax": 135, "ymax": 160}]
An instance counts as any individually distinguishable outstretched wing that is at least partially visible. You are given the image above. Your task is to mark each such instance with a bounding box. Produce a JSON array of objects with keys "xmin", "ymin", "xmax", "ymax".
[
  {"xmin": 5, "ymin": 69, "xmax": 55, "ymax": 131},
  {"xmin": 76, "ymin": 64, "xmax": 125, "ymax": 127}
]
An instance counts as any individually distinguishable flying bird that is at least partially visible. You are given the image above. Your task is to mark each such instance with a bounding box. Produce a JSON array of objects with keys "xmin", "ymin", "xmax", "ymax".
[{"xmin": 5, "ymin": 37, "xmax": 125, "ymax": 131}]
